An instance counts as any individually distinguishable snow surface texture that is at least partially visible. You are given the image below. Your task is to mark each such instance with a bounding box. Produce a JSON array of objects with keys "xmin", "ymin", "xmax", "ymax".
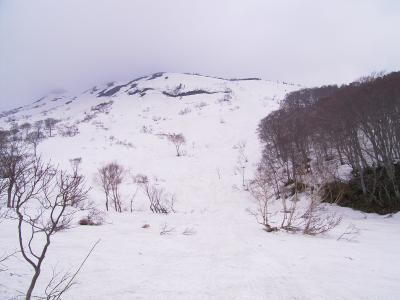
[{"xmin": 1, "ymin": 73, "xmax": 399, "ymax": 299}]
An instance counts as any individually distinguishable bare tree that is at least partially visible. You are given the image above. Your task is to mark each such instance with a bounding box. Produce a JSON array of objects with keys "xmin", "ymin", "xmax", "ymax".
[
  {"xmin": 0, "ymin": 139, "xmax": 30, "ymax": 208},
  {"xmin": 248, "ymin": 165, "xmax": 277, "ymax": 232},
  {"xmin": 98, "ymin": 162, "xmax": 124, "ymax": 212},
  {"xmin": 167, "ymin": 133, "xmax": 186, "ymax": 156},
  {"xmin": 98, "ymin": 167, "xmax": 111, "ymax": 212},
  {"xmin": 26, "ymin": 130, "xmax": 45, "ymax": 157},
  {"xmin": 20, "ymin": 122, "xmax": 32, "ymax": 137},
  {"xmin": 33, "ymin": 120, "xmax": 44, "ymax": 135},
  {"xmin": 0, "ymin": 152, "xmax": 8, "ymax": 206},
  {"xmin": 44, "ymin": 118, "xmax": 60, "ymax": 137},
  {"xmin": 12, "ymin": 156, "xmax": 89, "ymax": 299}
]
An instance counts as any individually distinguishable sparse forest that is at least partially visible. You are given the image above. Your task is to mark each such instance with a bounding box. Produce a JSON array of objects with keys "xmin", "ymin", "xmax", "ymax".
[{"xmin": 258, "ymin": 71, "xmax": 400, "ymax": 214}]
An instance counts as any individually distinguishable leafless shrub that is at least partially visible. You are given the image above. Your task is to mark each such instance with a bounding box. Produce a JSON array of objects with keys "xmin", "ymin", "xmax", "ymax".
[
  {"xmin": 279, "ymin": 192, "xmax": 302, "ymax": 233},
  {"xmin": 92, "ymin": 120, "xmax": 108, "ymax": 131},
  {"xmin": 42, "ymin": 239, "xmax": 100, "ymax": 300},
  {"xmin": 98, "ymin": 162, "xmax": 125, "ymax": 212},
  {"xmin": 248, "ymin": 158, "xmax": 341, "ymax": 235},
  {"xmin": 234, "ymin": 141, "xmax": 248, "ymax": 190},
  {"xmin": 182, "ymin": 227, "xmax": 196, "ymax": 235},
  {"xmin": 179, "ymin": 107, "xmax": 191, "ymax": 115},
  {"xmin": 167, "ymin": 133, "xmax": 186, "ymax": 156},
  {"xmin": 140, "ymin": 125, "xmax": 153, "ymax": 134},
  {"xmin": 299, "ymin": 170, "xmax": 342, "ymax": 235},
  {"xmin": 109, "ymin": 137, "xmax": 134, "ymax": 148},
  {"xmin": 221, "ymin": 89, "xmax": 232, "ymax": 102},
  {"xmin": 129, "ymin": 180, "xmax": 139, "ymax": 213},
  {"xmin": 216, "ymin": 168, "xmax": 221, "ymax": 180},
  {"xmin": 58, "ymin": 124, "xmax": 79, "ymax": 137},
  {"xmin": 195, "ymin": 102, "xmax": 208, "ymax": 110},
  {"xmin": 302, "ymin": 210, "xmax": 342, "ymax": 235},
  {"xmin": 91, "ymin": 101, "xmax": 113, "ymax": 114},
  {"xmin": 248, "ymin": 166, "xmax": 277, "ymax": 232},
  {"xmin": 79, "ymin": 207, "xmax": 105, "ymax": 226},
  {"xmin": 160, "ymin": 223, "xmax": 175, "ymax": 235},
  {"xmin": 43, "ymin": 268, "xmax": 74, "ymax": 299},
  {"xmin": 337, "ymin": 223, "xmax": 360, "ymax": 242},
  {"xmin": 118, "ymin": 140, "xmax": 134, "ymax": 148},
  {"xmin": 80, "ymin": 112, "xmax": 97, "ymax": 123},
  {"xmin": 302, "ymin": 191, "xmax": 342, "ymax": 235},
  {"xmin": 134, "ymin": 175, "xmax": 175, "ymax": 214}
]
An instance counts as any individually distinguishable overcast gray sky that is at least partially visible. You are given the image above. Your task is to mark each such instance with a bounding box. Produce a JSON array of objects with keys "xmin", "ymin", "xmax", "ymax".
[{"xmin": 1, "ymin": 0, "xmax": 399, "ymax": 110}]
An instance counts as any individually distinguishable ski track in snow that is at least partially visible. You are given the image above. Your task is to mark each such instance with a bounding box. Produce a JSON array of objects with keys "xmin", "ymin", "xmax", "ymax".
[{"xmin": 1, "ymin": 73, "xmax": 400, "ymax": 300}]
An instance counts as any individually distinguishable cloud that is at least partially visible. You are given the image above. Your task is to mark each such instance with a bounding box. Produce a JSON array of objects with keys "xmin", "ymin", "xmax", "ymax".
[{"xmin": 0, "ymin": 0, "xmax": 399, "ymax": 110}]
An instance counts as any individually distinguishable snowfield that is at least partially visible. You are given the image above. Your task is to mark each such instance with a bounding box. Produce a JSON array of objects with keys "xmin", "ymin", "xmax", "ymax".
[{"xmin": 1, "ymin": 73, "xmax": 399, "ymax": 299}]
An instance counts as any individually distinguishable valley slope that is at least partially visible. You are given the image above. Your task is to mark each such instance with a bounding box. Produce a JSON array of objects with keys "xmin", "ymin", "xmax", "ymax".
[{"xmin": 0, "ymin": 73, "xmax": 399, "ymax": 300}]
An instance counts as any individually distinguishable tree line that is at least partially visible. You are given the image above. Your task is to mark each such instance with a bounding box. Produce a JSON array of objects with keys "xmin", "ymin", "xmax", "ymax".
[{"xmin": 258, "ymin": 71, "xmax": 400, "ymax": 213}]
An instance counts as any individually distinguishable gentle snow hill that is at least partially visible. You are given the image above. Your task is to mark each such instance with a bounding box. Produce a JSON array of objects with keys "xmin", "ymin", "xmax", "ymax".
[{"xmin": 1, "ymin": 73, "xmax": 400, "ymax": 300}]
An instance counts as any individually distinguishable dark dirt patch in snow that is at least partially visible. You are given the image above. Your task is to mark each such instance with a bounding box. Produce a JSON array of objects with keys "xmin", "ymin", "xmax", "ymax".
[
  {"xmin": 162, "ymin": 90, "xmax": 218, "ymax": 98},
  {"xmin": 128, "ymin": 88, "xmax": 154, "ymax": 97},
  {"xmin": 229, "ymin": 78, "xmax": 261, "ymax": 81}
]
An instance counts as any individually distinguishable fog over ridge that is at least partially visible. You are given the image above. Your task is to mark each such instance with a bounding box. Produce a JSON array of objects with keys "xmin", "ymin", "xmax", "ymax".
[{"xmin": 0, "ymin": 0, "xmax": 399, "ymax": 110}]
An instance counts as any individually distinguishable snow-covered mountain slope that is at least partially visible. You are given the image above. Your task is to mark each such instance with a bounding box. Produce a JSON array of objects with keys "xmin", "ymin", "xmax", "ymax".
[{"xmin": 1, "ymin": 73, "xmax": 400, "ymax": 300}]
